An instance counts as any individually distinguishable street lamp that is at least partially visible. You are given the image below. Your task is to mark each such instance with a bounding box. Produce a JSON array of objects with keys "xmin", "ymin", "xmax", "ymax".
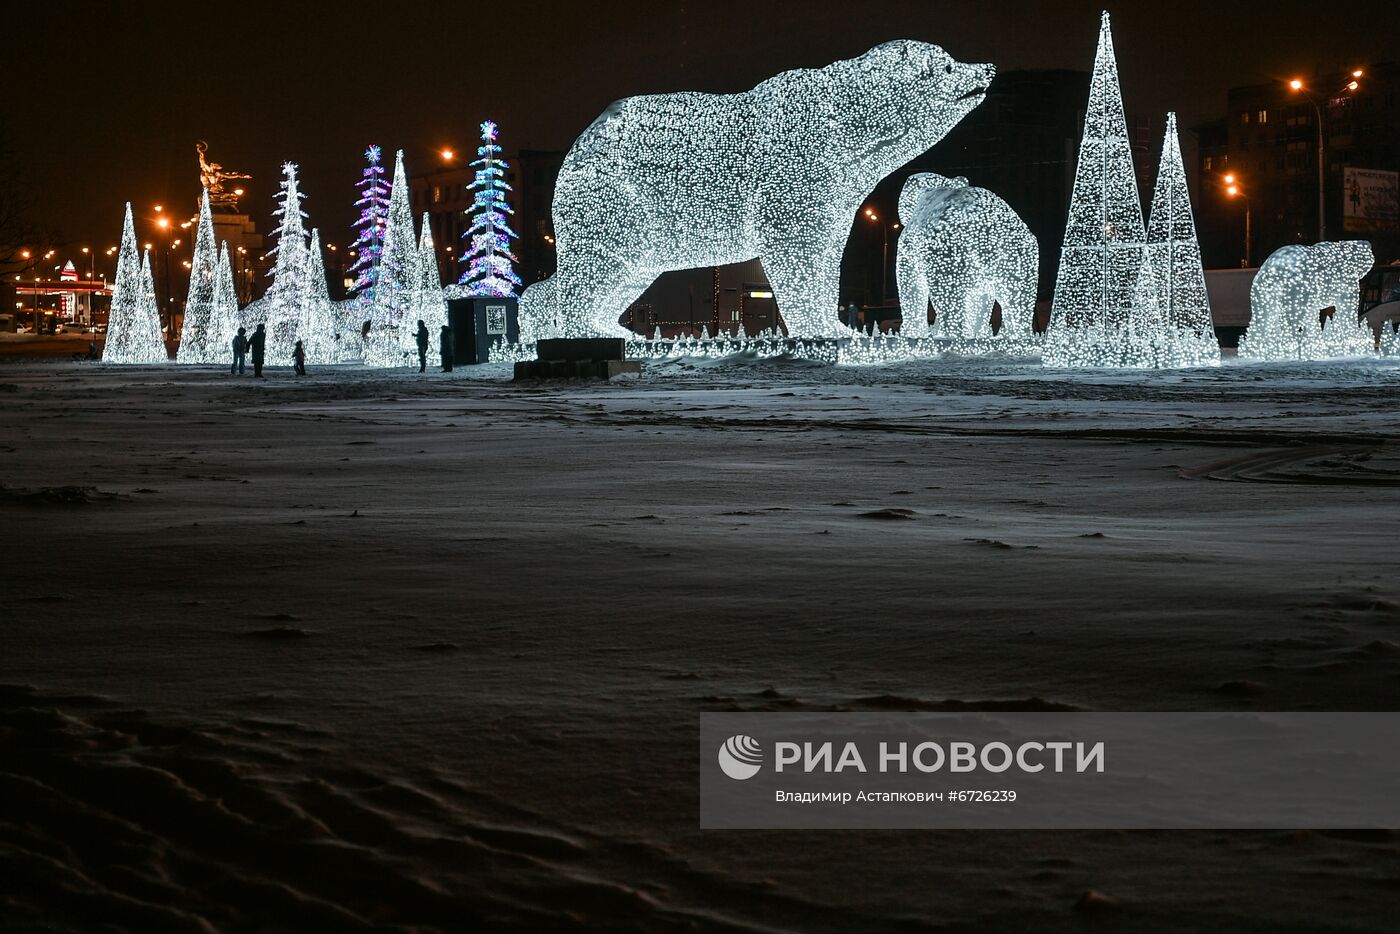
[
  {"xmin": 1222, "ymin": 173, "xmax": 1253, "ymax": 267},
  {"xmin": 863, "ymin": 208, "xmax": 900, "ymax": 308},
  {"xmin": 1287, "ymin": 70, "xmax": 1363, "ymax": 242}
]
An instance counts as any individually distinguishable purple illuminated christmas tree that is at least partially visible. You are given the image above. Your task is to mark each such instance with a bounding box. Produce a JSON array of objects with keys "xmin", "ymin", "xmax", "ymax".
[
  {"xmin": 457, "ymin": 120, "xmax": 521, "ymax": 297},
  {"xmin": 349, "ymin": 144, "xmax": 389, "ymax": 298}
]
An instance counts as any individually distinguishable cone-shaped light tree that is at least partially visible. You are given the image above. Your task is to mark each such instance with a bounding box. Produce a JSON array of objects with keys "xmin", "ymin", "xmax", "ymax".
[
  {"xmin": 380, "ymin": 150, "xmax": 416, "ymax": 323},
  {"xmin": 1143, "ymin": 112, "xmax": 1214, "ymax": 338},
  {"xmin": 263, "ymin": 162, "xmax": 313, "ymax": 361},
  {"xmin": 1051, "ymin": 11, "xmax": 1145, "ymax": 329},
  {"xmin": 457, "ymin": 120, "xmax": 521, "ymax": 297},
  {"xmin": 176, "ymin": 190, "xmax": 219, "ymax": 363},
  {"xmin": 103, "ymin": 203, "xmax": 167, "ymax": 364},
  {"xmin": 349, "ymin": 144, "xmax": 389, "ymax": 300},
  {"xmin": 206, "ymin": 241, "xmax": 241, "ymax": 359},
  {"xmin": 404, "ymin": 212, "xmax": 449, "ymax": 359},
  {"xmin": 302, "ymin": 228, "xmax": 338, "ymax": 363}
]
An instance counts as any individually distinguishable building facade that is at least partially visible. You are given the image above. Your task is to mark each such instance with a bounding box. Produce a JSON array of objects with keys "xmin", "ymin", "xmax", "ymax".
[{"xmin": 1195, "ymin": 62, "xmax": 1400, "ymax": 269}]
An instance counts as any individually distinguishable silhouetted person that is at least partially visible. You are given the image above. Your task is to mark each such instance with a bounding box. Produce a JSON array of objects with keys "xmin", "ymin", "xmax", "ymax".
[
  {"xmin": 361, "ymin": 319, "xmax": 372, "ymax": 341},
  {"xmin": 249, "ymin": 323, "xmax": 266, "ymax": 377},
  {"xmin": 293, "ymin": 339, "xmax": 306, "ymax": 376},
  {"xmin": 231, "ymin": 326, "xmax": 248, "ymax": 375},
  {"xmin": 439, "ymin": 325, "xmax": 454, "ymax": 372},
  {"xmin": 415, "ymin": 319, "xmax": 429, "ymax": 372}
]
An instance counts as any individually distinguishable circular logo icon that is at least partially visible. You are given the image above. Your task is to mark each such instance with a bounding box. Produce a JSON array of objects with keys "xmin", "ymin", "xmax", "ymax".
[{"xmin": 717, "ymin": 734, "xmax": 763, "ymax": 780}]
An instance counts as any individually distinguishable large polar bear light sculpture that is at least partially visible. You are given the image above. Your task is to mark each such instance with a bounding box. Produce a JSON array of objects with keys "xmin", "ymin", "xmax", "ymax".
[
  {"xmin": 520, "ymin": 42, "xmax": 995, "ymax": 339},
  {"xmin": 1237, "ymin": 241, "xmax": 1375, "ymax": 361},
  {"xmin": 894, "ymin": 173, "xmax": 1038, "ymax": 338}
]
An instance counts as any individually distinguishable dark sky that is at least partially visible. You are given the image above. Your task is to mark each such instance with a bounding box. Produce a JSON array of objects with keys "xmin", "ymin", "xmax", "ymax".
[{"xmin": 5, "ymin": 0, "xmax": 1394, "ymax": 256}]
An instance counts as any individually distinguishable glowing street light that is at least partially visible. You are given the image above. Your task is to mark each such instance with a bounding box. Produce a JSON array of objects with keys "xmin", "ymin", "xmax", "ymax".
[
  {"xmin": 1287, "ymin": 69, "xmax": 1364, "ymax": 240},
  {"xmin": 441, "ymin": 148, "xmax": 455, "ymax": 161},
  {"xmin": 865, "ymin": 208, "xmax": 897, "ymax": 305},
  {"xmin": 1219, "ymin": 173, "xmax": 1252, "ymax": 267}
]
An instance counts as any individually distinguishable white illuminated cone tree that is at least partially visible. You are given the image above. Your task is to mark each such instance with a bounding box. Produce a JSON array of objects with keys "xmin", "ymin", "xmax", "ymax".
[
  {"xmin": 1051, "ymin": 11, "xmax": 1145, "ymax": 329},
  {"xmin": 103, "ymin": 203, "xmax": 166, "ymax": 364},
  {"xmin": 379, "ymin": 150, "xmax": 416, "ymax": 328},
  {"xmin": 1143, "ymin": 113, "xmax": 1213, "ymax": 338},
  {"xmin": 176, "ymin": 190, "xmax": 219, "ymax": 363},
  {"xmin": 403, "ymin": 213, "xmax": 449, "ymax": 360},
  {"xmin": 206, "ymin": 242, "xmax": 240, "ymax": 358},
  {"xmin": 264, "ymin": 162, "xmax": 313, "ymax": 363},
  {"xmin": 302, "ymin": 229, "xmax": 338, "ymax": 364}
]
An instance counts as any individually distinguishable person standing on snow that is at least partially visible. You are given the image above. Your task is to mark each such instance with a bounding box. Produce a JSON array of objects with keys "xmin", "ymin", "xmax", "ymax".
[
  {"xmin": 249, "ymin": 323, "xmax": 267, "ymax": 378},
  {"xmin": 231, "ymin": 327, "xmax": 248, "ymax": 375},
  {"xmin": 439, "ymin": 324, "xmax": 454, "ymax": 372},
  {"xmin": 414, "ymin": 319, "xmax": 430, "ymax": 373}
]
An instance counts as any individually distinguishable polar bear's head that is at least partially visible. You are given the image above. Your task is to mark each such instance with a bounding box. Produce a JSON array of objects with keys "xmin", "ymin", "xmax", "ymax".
[{"xmin": 831, "ymin": 41, "xmax": 993, "ymax": 166}]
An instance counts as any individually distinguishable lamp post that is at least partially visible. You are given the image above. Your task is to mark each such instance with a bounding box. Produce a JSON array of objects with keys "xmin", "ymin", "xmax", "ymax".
[
  {"xmin": 1223, "ymin": 174, "xmax": 1252, "ymax": 267},
  {"xmin": 863, "ymin": 208, "xmax": 901, "ymax": 310},
  {"xmin": 1288, "ymin": 70, "xmax": 1362, "ymax": 242}
]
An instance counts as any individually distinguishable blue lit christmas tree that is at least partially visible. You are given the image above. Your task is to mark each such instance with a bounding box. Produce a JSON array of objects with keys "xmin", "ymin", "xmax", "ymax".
[
  {"xmin": 457, "ymin": 120, "xmax": 521, "ymax": 297},
  {"xmin": 349, "ymin": 144, "xmax": 389, "ymax": 298}
]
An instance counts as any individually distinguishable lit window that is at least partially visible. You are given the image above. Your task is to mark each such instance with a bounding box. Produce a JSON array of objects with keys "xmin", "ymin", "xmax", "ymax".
[
  {"xmin": 1257, "ymin": 110, "xmax": 1268, "ymax": 124},
  {"xmin": 1203, "ymin": 156, "xmax": 1213, "ymax": 171},
  {"xmin": 433, "ymin": 186, "xmax": 442, "ymax": 204},
  {"xmin": 1241, "ymin": 111, "xmax": 1251, "ymax": 124}
]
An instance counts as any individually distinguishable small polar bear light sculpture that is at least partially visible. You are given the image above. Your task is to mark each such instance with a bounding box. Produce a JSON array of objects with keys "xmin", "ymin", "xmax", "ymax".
[
  {"xmin": 894, "ymin": 173, "xmax": 1038, "ymax": 338},
  {"xmin": 1237, "ymin": 241, "xmax": 1376, "ymax": 361},
  {"xmin": 520, "ymin": 41, "xmax": 994, "ymax": 340}
]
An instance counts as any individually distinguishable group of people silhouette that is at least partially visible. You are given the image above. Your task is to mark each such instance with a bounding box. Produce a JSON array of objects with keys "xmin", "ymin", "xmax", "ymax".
[{"xmin": 228, "ymin": 320, "xmax": 454, "ymax": 377}]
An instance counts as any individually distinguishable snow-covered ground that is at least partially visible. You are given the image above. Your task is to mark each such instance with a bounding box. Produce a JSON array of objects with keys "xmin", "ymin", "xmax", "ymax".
[{"xmin": 3, "ymin": 355, "xmax": 1399, "ymax": 931}]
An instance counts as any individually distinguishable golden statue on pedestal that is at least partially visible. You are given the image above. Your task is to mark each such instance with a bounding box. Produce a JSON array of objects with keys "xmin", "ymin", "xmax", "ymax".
[{"xmin": 196, "ymin": 141, "xmax": 251, "ymax": 213}]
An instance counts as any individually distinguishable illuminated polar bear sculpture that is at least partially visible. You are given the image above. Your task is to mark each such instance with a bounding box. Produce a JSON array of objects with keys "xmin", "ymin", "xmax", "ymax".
[
  {"xmin": 1237, "ymin": 241, "xmax": 1376, "ymax": 361},
  {"xmin": 894, "ymin": 173, "xmax": 1038, "ymax": 338},
  {"xmin": 521, "ymin": 42, "xmax": 995, "ymax": 339}
]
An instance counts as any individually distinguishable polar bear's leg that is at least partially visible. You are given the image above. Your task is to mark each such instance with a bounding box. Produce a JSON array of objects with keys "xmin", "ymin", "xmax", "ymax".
[
  {"xmin": 543, "ymin": 248, "xmax": 636, "ymax": 338},
  {"xmin": 761, "ymin": 236, "xmax": 844, "ymax": 337},
  {"xmin": 895, "ymin": 247, "xmax": 929, "ymax": 337},
  {"xmin": 996, "ymin": 279, "xmax": 1033, "ymax": 339},
  {"xmin": 964, "ymin": 290, "xmax": 996, "ymax": 339},
  {"xmin": 589, "ymin": 270, "xmax": 655, "ymax": 338},
  {"xmin": 519, "ymin": 277, "xmax": 558, "ymax": 341}
]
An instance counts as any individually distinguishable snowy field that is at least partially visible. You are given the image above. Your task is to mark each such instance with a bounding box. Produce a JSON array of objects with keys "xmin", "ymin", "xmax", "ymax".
[{"xmin": 3, "ymin": 355, "xmax": 1399, "ymax": 931}]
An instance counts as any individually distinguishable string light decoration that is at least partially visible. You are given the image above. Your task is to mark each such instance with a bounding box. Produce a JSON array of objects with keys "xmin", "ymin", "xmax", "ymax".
[
  {"xmin": 1237, "ymin": 242, "xmax": 1377, "ymax": 361},
  {"xmin": 491, "ymin": 332, "xmax": 1045, "ymax": 367},
  {"xmin": 363, "ymin": 149, "xmax": 417, "ymax": 366},
  {"xmin": 102, "ymin": 203, "xmax": 166, "ymax": 364},
  {"xmin": 301, "ymin": 229, "xmax": 339, "ymax": 364},
  {"xmin": 348, "ymin": 144, "xmax": 389, "ymax": 299},
  {"xmin": 404, "ymin": 212, "xmax": 449, "ymax": 360},
  {"xmin": 176, "ymin": 190, "xmax": 219, "ymax": 363},
  {"xmin": 1381, "ymin": 325, "xmax": 1400, "ymax": 358},
  {"xmin": 1045, "ymin": 17, "xmax": 1219, "ymax": 369},
  {"xmin": 250, "ymin": 162, "xmax": 315, "ymax": 364},
  {"xmin": 518, "ymin": 41, "xmax": 994, "ymax": 340},
  {"xmin": 205, "ymin": 242, "xmax": 241, "ymax": 359},
  {"xmin": 455, "ymin": 120, "xmax": 521, "ymax": 298},
  {"xmin": 1051, "ymin": 12, "xmax": 1143, "ymax": 331},
  {"xmin": 1142, "ymin": 113, "xmax": 1214, "ymax": 341},
  {"xmin": 894, "ymin": 173, "xmax": 1038, "ymax": 339}
]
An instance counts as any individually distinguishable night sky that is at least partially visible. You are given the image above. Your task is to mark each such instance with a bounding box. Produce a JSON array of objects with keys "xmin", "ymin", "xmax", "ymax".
[{"xmin": 6, "ymin": 0, "xmax": 1394, "ymax": 256}]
